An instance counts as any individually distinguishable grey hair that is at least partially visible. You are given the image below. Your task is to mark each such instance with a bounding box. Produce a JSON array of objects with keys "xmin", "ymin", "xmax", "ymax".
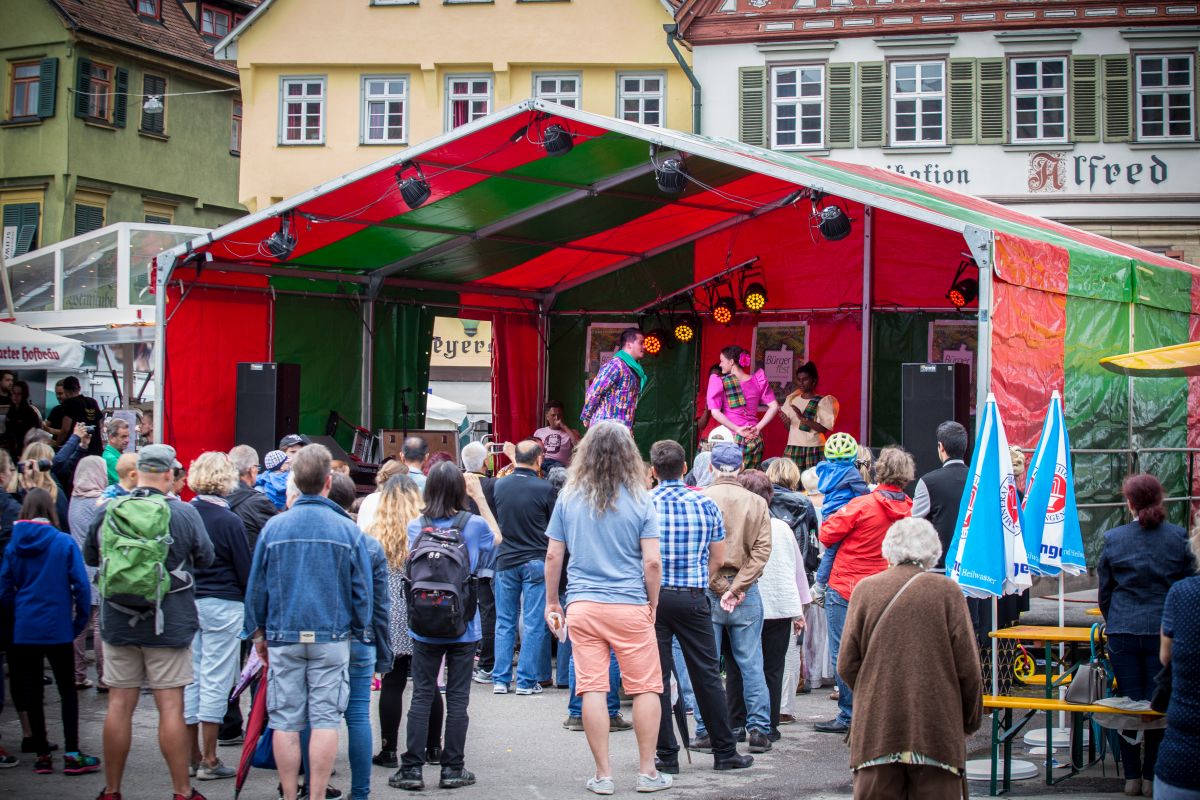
[
  {"xmin": 881, "ymin": 517, "xmax": 942, "ymax": 569},
  {"xmin": 562, "ymin": 421, "xmax": 646, "ymax": 515},
  {"xmin": 461, "ymin": 441, "xmax": 487, "ymax": 473},
  {"xmin": 229, "ymin": 444, "xmax": 259, "ymax": 477},
  {"xmin": 105, "ymin": 417, "xmax": 130, "ymax": 438}
]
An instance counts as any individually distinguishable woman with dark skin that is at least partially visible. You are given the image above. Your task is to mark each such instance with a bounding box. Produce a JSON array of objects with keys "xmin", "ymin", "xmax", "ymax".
[{"xmin": 778, "ymin": 362, "xmax": 839, "ymax": 473}]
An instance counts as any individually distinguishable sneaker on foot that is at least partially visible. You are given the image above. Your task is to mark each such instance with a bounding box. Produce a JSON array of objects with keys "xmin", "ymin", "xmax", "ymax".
[
  {"xmin": 609, "ymin": 713, "xmax": 632, "ymax": 731},
  {"xmin": 492, "ymin": 683, "xmax": 509, "ymax": 694},
  {"xmin": 196, "ymin": 760, "xmax": 236, "ymax": 780},
  {"xmin": 372, "ymin": 749, "xmax": 398, "ymax": 768},
  {"xmin": 637, "ymin": 771, "xmax": 673, "ymax": 793},
  {"xmin": 514, "ymin": 684, "xmax": 543, "ymax": 695},
  {"xmin": 438, "ymin": 768, "xmax": 475, "ymax": 789},
  {"xmin": 389, "ymin": 767, "xmax": 424, "ymax": 791},
  {"xmin": 63, "ymin": 752, "xmax": 101, "ymax": 775},
  {"xmin": 216, "ymin": 734, "xmax": 244, "ymax": 747},
  {"xmin": 471, "ymin": 668, "xmax": 492, "ymax": 685},
  {"xmin": 563, "ymin": 715, "xmax": 584, "ymax": 731},
  {"xmin": 586, "ymin": 776, "xmax": 615, "ymax": 796},
  {"xmin": 33, "ymin": 754, "xmax": 53, "ymax": 774},
  {"xmin": 75, "ymin": 679, "xmax": 94, "ymax": 690}
]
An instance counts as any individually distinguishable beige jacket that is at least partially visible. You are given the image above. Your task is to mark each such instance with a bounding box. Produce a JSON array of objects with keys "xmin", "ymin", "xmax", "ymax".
[{"xmin": 703, "ymin": 475, "xmax": 773, "ymax": 596}]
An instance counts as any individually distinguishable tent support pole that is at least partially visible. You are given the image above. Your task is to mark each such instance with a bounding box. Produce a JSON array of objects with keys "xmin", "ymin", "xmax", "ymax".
[
  {"xmin": 152, "ymin": 254, "xmax": 176, "ymax": 443},
  {"xmin": 361, "ymin": 298, "xmax": 375, "ymax": 431},
  {"xmin": 860, "ymin": 207, "xmax": 873, "ymax": 443},
  {"xmin": 964, "ymin": 226, "xmax": 994, "ymax": 421}
]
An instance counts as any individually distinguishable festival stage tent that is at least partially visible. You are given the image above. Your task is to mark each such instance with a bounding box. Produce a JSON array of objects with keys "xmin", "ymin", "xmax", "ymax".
[{"xmin": 153, "ymin": 100, "xmax": 1200, "ymax": 557}]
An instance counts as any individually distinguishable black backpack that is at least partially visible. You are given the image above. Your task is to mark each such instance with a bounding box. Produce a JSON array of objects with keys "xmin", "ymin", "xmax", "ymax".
[{"xmin": 402, "ymin": 511, "xmax": 478, "ymax": 639}]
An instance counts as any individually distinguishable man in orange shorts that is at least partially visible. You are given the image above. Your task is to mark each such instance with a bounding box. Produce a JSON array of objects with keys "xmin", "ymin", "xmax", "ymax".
[{"xmin": 544, "ymin": 421, "xmax": 671, "ymax": 795}]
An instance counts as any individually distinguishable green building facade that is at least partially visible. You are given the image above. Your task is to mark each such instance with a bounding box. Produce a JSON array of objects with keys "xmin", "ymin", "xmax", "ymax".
[{"xmin": 1, "ymin": 0, "xmax": 248, "ymax": 256}]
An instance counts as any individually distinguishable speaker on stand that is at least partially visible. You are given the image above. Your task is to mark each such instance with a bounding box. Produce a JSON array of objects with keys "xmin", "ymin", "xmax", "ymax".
[
  {"xmin": 235, "ymin": 362, "xmax": 301, "ymax": 461},
  {"xmin": 901, "ymin": 362, "xmax": 971, "ymax": 482}
]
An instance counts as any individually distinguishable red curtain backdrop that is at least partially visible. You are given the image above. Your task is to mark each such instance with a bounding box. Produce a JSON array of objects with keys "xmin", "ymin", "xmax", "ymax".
[
  {"xmin": 487, "ymin": 310, "xmax": 543, "ymax": 448},
  {"xmin": 989, "ymin": 234, "xmax": 1069, "ymax": 448},
  {"xmin": 164, "ymin": 271, "xmax": 271, "ymax": 468}
]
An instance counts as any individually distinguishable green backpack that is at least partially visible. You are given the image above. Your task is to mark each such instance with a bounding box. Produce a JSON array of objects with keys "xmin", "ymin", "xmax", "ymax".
[{"xmin": 98, "ymin": 492, "xmax": 183, "ymax": 634}]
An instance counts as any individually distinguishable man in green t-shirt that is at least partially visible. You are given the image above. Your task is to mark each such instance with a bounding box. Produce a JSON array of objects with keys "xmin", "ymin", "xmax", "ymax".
[{"xmin": 102, "ymin": 418, "xmax": 131, "ymax": 484}]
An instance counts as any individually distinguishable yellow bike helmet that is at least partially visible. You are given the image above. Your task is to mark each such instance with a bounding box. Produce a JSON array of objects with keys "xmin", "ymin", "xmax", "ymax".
[{"xmin": 824, "ymin": 431, "xmax": 858, "ymax": 461}]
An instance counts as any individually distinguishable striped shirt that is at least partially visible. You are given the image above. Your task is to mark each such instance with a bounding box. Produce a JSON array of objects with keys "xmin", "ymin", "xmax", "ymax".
[{"xmin": 651, "ymin": 480, "xmax": 725, "ymax": 589}]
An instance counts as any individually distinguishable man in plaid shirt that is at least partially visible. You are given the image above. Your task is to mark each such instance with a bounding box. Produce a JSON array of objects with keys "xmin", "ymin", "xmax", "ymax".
[
  {"xmin": 647, "ymin": 440, "xmax": 754, "ymax": 775},
  {"xmin": 581, "ymin": 329, "xmax": 646, "ymax": 430}
]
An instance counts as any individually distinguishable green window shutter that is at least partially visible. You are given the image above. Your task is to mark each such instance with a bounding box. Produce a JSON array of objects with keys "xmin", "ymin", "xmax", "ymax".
[
  {"xmin": 74, "ymin": 203, "xmax": 104, "ymax": 236},
  {"xmin": 113, "ymin": 68, "xmax": 129, "ymax": 127},
  {"xmin": 947, "ymin": 58, "xmax": 977, "ymax": 144},
  {"xmin": 738, "ymin": 66, "xmax": 767, "ymax": 147},
  {"xmin": 4, "ymin": 204, "xmax": 40, "ymax": 257},
  {"xmin": 74, "ymin": 58, "xmax": 92, "ymax": 118},
  {"xmin": 1102, "ymin": 54, "xmax": 1132, "ymax": 142},
  {"xmin": 826, "ymin": 62, "xmax": 854, "ymax": 148},
  {"xmin": 37, "ymin": 57, "xmax": 58, "ymax": 118},
  {"xmin": 977, "ymin": 58, "xmax": 1006, "ymax": 144},
  {"xmin": 857, "ymin": 61, "xmax": 885, "ymax": 147},
  {"xmin": 141, "ymin": 75, "xmax": 165, "ymax": 134},
  {"xmin": 1070, "ymin": 55, "xmax": 1100, "ymax": 142}
]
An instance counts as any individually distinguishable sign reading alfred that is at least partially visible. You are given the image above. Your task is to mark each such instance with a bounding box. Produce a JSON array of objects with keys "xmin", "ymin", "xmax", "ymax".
[{"xmin": 1029, "ymin": 152, "xmax": 1168, "ymax": 192}]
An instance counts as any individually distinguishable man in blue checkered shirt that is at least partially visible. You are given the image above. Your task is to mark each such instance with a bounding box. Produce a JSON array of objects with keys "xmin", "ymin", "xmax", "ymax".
[{"xmin": 648, "ymin": 440, "xmax": 754, "ymax": 775}]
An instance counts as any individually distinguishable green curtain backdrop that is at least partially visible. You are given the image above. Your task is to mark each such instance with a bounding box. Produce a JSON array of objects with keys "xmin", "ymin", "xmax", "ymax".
[
  {"xmin": 373, "ymin": 303, "xmax": 436, "ymax": 432},
  {"xmin": 548, "ymin": 247, "xmax": 698, "ymax": 458}
]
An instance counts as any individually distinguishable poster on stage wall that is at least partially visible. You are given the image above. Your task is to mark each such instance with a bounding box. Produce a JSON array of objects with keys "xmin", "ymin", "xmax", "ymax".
[
  {"xmin": 751, "ymin": 321, "xmax": 808, "ymax": 403},
  {"xmin": 584, "ymin": 323, "xmax": 630, "ymax": 386},
  {"xmin": 928, "ymin": 320, "xmax": 978, "ymax": 413}
]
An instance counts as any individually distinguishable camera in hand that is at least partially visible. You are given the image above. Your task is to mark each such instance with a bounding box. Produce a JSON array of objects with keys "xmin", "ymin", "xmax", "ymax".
[{"xmin": 19, "ymin": 459, "xmax": 52, "ymax": 473}]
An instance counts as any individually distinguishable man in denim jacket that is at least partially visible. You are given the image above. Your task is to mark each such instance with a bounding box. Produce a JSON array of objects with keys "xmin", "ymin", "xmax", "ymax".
[{"xmin": 244, "ymin": 443, "xmax": 372, "ymax": 800}]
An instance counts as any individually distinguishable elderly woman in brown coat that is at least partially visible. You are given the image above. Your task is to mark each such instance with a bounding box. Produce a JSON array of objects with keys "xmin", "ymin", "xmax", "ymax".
[{"xmin": 838, "ymin": 517, "xmax": 982, "ymax": 799}]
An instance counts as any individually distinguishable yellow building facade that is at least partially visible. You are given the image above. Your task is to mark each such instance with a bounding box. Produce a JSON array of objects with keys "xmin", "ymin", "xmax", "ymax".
[{"xmin": 217, "ymin": 0, "xmax": 692, "ymax": 213}]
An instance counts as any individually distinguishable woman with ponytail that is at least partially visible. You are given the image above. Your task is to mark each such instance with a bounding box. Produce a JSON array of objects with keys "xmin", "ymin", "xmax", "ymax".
[
  {"xmin": 1098, "ymin": 473, "xmax": 1194, "ymax": 797},
  {"xmin": 705, "ymin": 345, "xmax": 780, "ymax": 471}
]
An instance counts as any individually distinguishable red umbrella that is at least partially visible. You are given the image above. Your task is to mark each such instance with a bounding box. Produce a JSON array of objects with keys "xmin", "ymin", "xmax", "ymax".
[{"xmin": 234, "ymin": 668, "xmax": 270, "ymax": 799}]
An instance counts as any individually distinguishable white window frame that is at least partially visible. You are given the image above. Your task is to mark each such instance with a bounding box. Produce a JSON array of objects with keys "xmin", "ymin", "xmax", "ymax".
[
  {"xmin": 361, "ymin": 75, "xmax": 409, "ymax": 145},
  {"xmin": 279, "ymin": 76, "xmax": 326, "ymax": 145},
  {"xmin": 1135, "ymin": 53, "xmax": 1195, "ymax": 142},
  {"xmin": 533, "ymin": 73, "xmax": 582, "ymax": 109},
  {"xmin": 445, "ymin": 74, "xmax": 493, "ymax": 131},
  {"xmin": 889, "ymin": 60, "xmax": 946, "ymax": 147},
  {"xmin": 1010, "ymin": 56, "xmax": 1068, "ymax": 144},
  {"xmin": 617, "ymin": 71, "xmax": 666, "ymax": 127},
  {"xmin": 770, "ymin": 64, "xmax": 825, "ymax": 150}
]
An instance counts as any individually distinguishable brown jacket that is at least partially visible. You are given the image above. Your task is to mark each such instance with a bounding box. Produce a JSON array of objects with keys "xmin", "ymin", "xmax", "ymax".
[
  {"xmin": 838, "ymin": 564, "xmax": 982, "ymax": 770},
  {"xmin": 703, "ymin": 475, "xmax": 772, "ymax": 596}
]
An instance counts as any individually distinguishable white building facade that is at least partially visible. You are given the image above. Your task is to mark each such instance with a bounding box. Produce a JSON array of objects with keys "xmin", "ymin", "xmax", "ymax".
[{"xmin": 678, "ymin": 0, "xmax": 1200, "ymax": 263}]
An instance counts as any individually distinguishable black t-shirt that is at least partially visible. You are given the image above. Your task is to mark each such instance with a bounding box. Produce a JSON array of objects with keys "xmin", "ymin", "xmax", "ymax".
[
  {"xmin": 492, "ymin": 467, "xmax": 558, "ymax": 571},
  {"xmin": 59, "ymin": 394, "xmax": 104, "ymax": 455},
  {"xmin": 47, "ymin": 404, "xmax": 65, "ymax": 429}
]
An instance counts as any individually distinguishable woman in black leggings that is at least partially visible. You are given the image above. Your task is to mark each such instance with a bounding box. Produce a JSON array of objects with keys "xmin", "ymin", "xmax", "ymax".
[
  {"xmin": 363, "ymin": 475, "xmax": 443, "ymax": 766},
  {"xmin": 0, "ymin": 488, "xmax": 99, "ymax": 774}
]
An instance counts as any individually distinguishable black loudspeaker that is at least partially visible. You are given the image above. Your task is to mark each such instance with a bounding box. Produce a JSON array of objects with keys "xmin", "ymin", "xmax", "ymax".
[
  {"xmin": 235, "ymin": 363, "xmax": 301, "ymax": 461},
  {"xmin": 901, "ymin": 362, "xmax": 971, "ymax": 480}
]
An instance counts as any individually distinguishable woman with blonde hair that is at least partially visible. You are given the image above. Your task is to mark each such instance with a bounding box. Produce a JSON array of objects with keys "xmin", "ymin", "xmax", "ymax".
[
  {"xmin": 183, "ymin": 451, "xmax": 250, "ymax": 781},
  {"xmin": 19, "ymin": 441, "xmax": 68, "ymax": 524},
  {"xmin": 357, "ymin": 458, "xmax": 409, "ymax": 533},
  {"xmin": 367, "ymin": 474, "xmax": 444, "ymax": 769}
]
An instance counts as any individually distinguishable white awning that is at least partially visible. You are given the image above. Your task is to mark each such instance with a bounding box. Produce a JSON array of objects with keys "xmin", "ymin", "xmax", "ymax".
[{"xmin": 0, "ymin": 322, "xmax": 87, "ymax": 369}]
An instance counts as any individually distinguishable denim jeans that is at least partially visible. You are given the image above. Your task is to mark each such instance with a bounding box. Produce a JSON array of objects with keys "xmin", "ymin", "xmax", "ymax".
[
  {"xmin": 1155, "ymin": 777, "xmax": 1200, "ymax": 800},
  {"xmin": 492, "ymin": 560, "xmax": 551, "ymax": 690},
  {"xmin": 345, "ymin": 641, "xmax": 374, "ymax": 800},
  {"xmin": 825, "ymin": 586, "xmax": 853, "ymax": 725},
  {"xmin": 708, "ymin": 584, "xmax": 770, "ymax": 734},
  {"xmin": 567, "ymin": 651, "xmax": 620, "ymax": 717},
  {"xmin": 184, "ymin": 597, "xmax": 245, "ymax": 725}
]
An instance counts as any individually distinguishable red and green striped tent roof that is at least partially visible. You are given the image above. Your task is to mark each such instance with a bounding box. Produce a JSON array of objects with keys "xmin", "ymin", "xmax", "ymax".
[{"xmin": 158, "ymin": 99, "xmax": 1197, "ymax": 303}]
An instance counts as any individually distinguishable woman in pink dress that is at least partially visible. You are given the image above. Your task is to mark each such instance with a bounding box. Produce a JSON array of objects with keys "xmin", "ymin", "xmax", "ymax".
[{"xmin": 705, "ymin": 345, "xmax": 780, "ymax": 470}]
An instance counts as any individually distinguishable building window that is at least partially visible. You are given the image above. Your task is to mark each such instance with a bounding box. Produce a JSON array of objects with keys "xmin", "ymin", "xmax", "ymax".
[
  {"xmin": 362, "ymin": 76, "xmax": 407, "ymax": 144},
  {"xmin": 534, "ymin": 74, "xmax": 581, "ymax": 108},
  {"xmin": 1011, "ymin": 57, "xmax": 1067, "ymax": 143},
  {"xmin": 9, "ymin": 61, "xmax": 40, "ymax": 119},
  {"xmin": 446, "ymin": 76, "xmax": 492, "ymax": 130},
  {"xmin": 771, "ymin": 65, "xmax": 824, "ymax": 149},
  {"xmin": 890, "ymin": 61, "xmax": 945, "ymax": 146},
  {"xmin": 201, "ymin": 5, "xmax": 232, "ymax": 37},
  {"xmin": 74, "ymin": 202, "xmax": 105, "ymax": 237},
  {"xmin": 88, "ymin": 62, "xmax": 113, "ymax": 121},
  {"xmin": 1136, "ymin": 54, "xmax": 1194, "ymax": 141},
  {"xmin": 137, "ymin": 0, "xmax": 161, "ymax": 18},
  {"xmin": 618, "ymin": 73, "xmax": 664, "ymax": 127},
  {"xmin": 1, "ymin": 198, "xmax": 41, "ymax": 259},
  {"xmin": 140, "ymin": 74, "xmax": 166, "ymax": 135},
  {"xmin": 231, "ymin": 97, "xmax": 242, "ymax": 153},
  {"xmin": 280, "ymin": 77, "xmax": 325, "ymax": 144},
  {"xmin": 143, "ymin": 200, "xmax": 174, "ymax": 224}
]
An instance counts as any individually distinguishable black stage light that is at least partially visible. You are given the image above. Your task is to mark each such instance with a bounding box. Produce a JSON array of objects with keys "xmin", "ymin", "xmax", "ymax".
[
  {"xmin": 673, "ymin": 312, "xmax": 699, "ymax": 343},
  {"xmin": 396, "ymin": 162, "xmax": 431, "ymax": 210},
  {"xmin": 655, "ymin": 157, "xmax": 688, "ymax": 194},
  {"xmin": 643, "ymin": 329, "xmax": 666, "ymax": 356},
  {"xmin": 264, "ymin": 213, "xmax": 296, "ymax": 260},
  {"xmin": 947, "ymin": 277, "xmax": 978, "ymax": 308},
  {"xmin": 817, "ymin": 205, "xmax": 852, "ymax": 241},
  {"xmin": 712, "ymin": 296, "xmax": 736, "ymax": 326},
  {"xmin": 542, "ymin": 124, "xmax": 574, "ymax": 157},
  {"xmin": 743, "ymin": 281, "xmax": 768, "ymax": 312}
]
